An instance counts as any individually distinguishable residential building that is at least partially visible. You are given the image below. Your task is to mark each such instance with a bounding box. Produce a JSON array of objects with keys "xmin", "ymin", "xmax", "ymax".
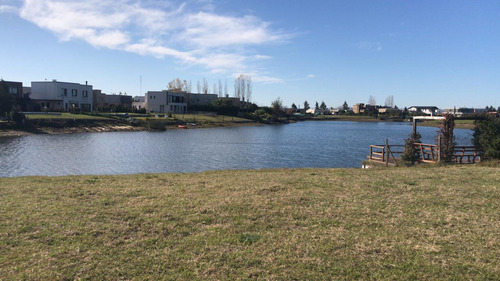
[
  {"xmin": 408, "ymin": 106, "xmax": 439, "ymax": 116},
  {"xmin": 378, "ymin": 107, "xmax": 402, "ymax": 114},
  {"xmin": 353, "ymin": 103, "xmax": 378, "ymax": 114},
  {"xmin": 186, "ymin": 93, "xmax": 218, "ymax": 106},
  {"xmin": 31, "ymin": 80, "xmax": 93, "ymax": 112},
  {"xmin": 3, "ymin": 81, "xmax": 23, "ymax": 99},
  {"xmin": 145, "ymin": 90, "xmax": 187, "ymax": 114},
  {"xmin": 132, "ymin": 96, "xmax": 145, "ymax": 111},
  {"xmin": 442, "ymin": 107, "xmax": 487, "ymax": 117},
  {"xmin": 306, "ymin": 108, "xmax": 330, "ymax": 115}
]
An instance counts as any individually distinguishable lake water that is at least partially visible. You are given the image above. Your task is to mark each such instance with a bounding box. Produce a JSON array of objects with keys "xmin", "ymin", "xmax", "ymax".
[{"xmin": 0, "ymin": 121, "xmax": 474, "ymax": 177}]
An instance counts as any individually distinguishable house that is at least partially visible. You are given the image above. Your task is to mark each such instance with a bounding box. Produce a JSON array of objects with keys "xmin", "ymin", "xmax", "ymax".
[
  {"xmin": 186, "ymin": 93, "xmax": 218, "ymax": 106},
  {"xmin": 145, "ymin": 90, "xmax": 187, "ymax": 114},
  {"xmin": 408, "ymin": 106, "xmax": 439, "ymax": 116},
  {"xmin": 306, "ymin": 108, "xmax": 330, "ymax": 115},
  {"xmin": 353, "ymin": 103, "xmax": 378, "ymax": 114},
  {"xmin": 378, "ymin": 107, "xmax": 402, "ymax": 115},
  {"xmin": 31, "ymin": 80, "xmax": 93, "ymax": 112},
  {"xmin": 442, "ymin": 107, "xmax": 487, "ymax": 117},
  {"xmin": 132, "ymin": 96, "xmax": 145, "ymax": 111},
  {"xmin": 3, "ymin": 81, "xmax": 23, "ymax": 100}
]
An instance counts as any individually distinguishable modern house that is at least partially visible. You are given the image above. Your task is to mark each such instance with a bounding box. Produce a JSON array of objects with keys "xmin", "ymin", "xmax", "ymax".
[
  {"xmin": 145, "ymin": 90, "xmax": 187, "ymax": 114},
  {"xmin": 132, "ymin": 96, "xmax": 145, "ymax": 111},
  {"xmin": 353, "ymin": 103, "xmax": 378, "ymax": 114},
  {"xmin": 306, "ymin": 108, "xmax": 330, "ymax": 115},
  {"xmin": 31, "ymin": 80, "xmax": 93, "ymax": 112},
  {"xmin": 3, "ymin": 81, "xmax": 24, "ymax": 100},
  {"xmin": 442, "ymin": 107, "xmax": 487, "ymax": 117},
  {"xmin": 378, "ymin": 107, "xmax": 402, "ymax": 115},
  {"xmin": 185, "ymin": 93, "xmax": 218, "ymax": 106},
  {"xmin": 408, "ymin": 106, "xmax": 439, "ymax": 116}
]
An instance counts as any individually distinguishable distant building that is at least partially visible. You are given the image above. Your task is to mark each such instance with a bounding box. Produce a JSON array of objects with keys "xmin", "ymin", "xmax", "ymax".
[
  {"xmin": 442, "ymin": 107, "xmax": 487, "ymax": 117},
  {"xmin": 306, "ymin": 108, "xmax": 330, "ymax": 115},
  {"xmin": 132, "ymin": 96, "xmax": 145, "ymax": 111},
  {"xmin": 145, "ymin": 90, "xmax": 187, "ymax": 114},
  {"xmin": 378, "ymin": 107, "xmax": 401, "ymax": 114},
  {"xmin": 3, "ymin": 81, "xmax": 24, "ymax": 99},
  {"xmin": 31, "ymin": 80, "xmax": 93, "ymax": 112},
  {"xmin": 408, "ymin": 106, "xmax": 439, "ymax": 116},
  {"xmin": 186, "ymin": 93, "xmax": 218, "ymax": 106},
  {"xmin": 353, "ymin": 103, "xmax": 378, "ymax": 114}
]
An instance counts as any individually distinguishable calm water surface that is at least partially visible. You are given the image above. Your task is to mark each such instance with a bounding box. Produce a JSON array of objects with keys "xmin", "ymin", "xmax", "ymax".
[{"xmin": 0, "ymin": 121, "xmax": 473, "ymax": 177}]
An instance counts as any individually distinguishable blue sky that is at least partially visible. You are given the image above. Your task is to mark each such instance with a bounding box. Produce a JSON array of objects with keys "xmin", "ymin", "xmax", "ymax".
[{"xmin": 1, "ymin": 0, "xmax": 499, "ymax": 109}]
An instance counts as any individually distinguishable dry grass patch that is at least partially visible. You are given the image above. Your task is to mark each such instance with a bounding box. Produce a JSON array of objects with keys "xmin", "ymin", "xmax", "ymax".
[{"xmin": 1, "ymin": 166, "xmax": 499, "ymax": 280}]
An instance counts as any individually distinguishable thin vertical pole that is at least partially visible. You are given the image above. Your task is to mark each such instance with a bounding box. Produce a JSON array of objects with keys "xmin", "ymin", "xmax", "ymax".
[
  {"xmin": 385, "ymin": 138, "xmax": 389, "ymax": 166},
  {"xmin": 438, "ymin": 135, "xmax": 441, "ymax": 162}
]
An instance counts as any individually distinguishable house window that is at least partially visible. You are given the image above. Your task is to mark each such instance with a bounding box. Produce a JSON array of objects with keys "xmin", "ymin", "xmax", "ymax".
[
  {"xmin": 9, "ymin": 87, "xmax": 18, "ymax": 95},
  {"xmin": 62, "ymin": 88, "xmax": 68, "ymax": 96},
  {"xmin": 72, "ymin": 89, "xmax": 77, "ymax": 96},
  {"xmin": 82, "ymin": 90, "xmax": 88, "ymax": 97}
]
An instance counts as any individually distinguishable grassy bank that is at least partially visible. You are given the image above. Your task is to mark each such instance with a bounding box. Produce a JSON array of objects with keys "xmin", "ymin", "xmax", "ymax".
[{"xmin": 1, "ymin": 166, "xmax": 499, "ymax": 280}]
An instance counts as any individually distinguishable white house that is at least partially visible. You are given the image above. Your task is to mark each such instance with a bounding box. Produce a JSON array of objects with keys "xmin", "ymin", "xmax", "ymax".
[
  {"xmin": 31, "ymin": 80, "xmax": 93, "ymax": 112},
  {"xmin": 145, "ymin": 90, "xmax": 187, "ymax": 114},
  {"xmin": 132, "ymin": 96, "xmax": 145, "ymax": 111},
  {"xmin": 408, "ymin": 106, "xmax": 439, "ymax": 116}
]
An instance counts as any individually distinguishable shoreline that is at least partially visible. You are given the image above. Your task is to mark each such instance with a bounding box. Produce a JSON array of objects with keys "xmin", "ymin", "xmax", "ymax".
[{"xmin": 0, "ymin": 117, "xmax": 474, "ymax": 137}]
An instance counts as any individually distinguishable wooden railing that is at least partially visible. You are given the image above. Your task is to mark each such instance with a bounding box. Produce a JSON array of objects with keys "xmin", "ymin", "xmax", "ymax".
[{"xmin": 369, "ymin": 143, "xmax": 481, "ymax": 165}]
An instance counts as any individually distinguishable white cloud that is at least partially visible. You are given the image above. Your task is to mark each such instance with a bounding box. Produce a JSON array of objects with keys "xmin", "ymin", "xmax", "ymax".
[
  {"xmin": 307, "ymin": 74, "xmax": 315, "ymax": 78},
  {"xmin": 11, "ymin": 0, "xmax": 289, "ymax": 83},
  {"xmin": 0, "ymin": 4, "xmax": 18, "ymax": 13}
]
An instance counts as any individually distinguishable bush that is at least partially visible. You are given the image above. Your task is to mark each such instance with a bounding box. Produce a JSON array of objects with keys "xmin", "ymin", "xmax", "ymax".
[
  {"xmin": 436, "ymin": 114, "xmax": 455, "ymax": 162},
  {"xmin": 401, "ymin": 132, "xmax": 421, "ymax": 165},
  {"xmin": 473, "ymin": 117, "xmax": 500, "ymax": 159}
]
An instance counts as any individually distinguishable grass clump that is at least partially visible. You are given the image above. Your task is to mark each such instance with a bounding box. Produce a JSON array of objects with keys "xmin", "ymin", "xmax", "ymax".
[{"xmin": 1, "ymin": 166, "xmax": 499, "ymax": 280}]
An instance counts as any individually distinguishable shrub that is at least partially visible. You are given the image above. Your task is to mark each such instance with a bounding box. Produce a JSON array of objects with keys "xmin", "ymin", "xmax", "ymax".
[
  {"xmin": 401, "ymin": 132, "xmax": 421, "ymax": 165},
  {"xmin": 436, "ymin": 114, "xmax": 455, "ymax": 162},
  {"xmin": 473, "ymin": 117, "xmax": 500, "ymax": 159}
]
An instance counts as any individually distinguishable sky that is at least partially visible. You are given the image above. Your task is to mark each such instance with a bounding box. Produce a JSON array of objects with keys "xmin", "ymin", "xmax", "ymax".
[{"xmin": 1, "ymin": 0, "xmax": 499, "ymax": 109}]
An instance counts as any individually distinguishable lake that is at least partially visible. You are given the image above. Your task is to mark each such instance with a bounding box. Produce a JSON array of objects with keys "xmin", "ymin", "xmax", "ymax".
[{"xmin": 0, "ymin": 121, "xmax": 474, "ymax": 177}]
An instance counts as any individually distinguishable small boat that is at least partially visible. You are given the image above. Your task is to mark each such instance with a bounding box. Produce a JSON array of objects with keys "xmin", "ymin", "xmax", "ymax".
[{"xmin": 177, "ymin": 125, "xmax": 187, "ymax": 129}]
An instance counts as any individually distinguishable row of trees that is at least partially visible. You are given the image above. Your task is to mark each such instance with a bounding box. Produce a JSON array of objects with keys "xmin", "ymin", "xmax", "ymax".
[{"xmin": 167, "ymin": 75, "xmax": 253, "ymax": 104}]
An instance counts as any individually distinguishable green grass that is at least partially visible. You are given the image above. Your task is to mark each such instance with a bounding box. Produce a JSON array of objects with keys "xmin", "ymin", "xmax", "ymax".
[
  {"xmin": 1, "ymin": 166, "xmax": 499, "ymax": 280},
  {"xmin": 25, "ymin": 113, "xmax": 111, "ymax": 120},
  {"xmin": 419, "ymin": 119, "xmax": 475, "ymax": 129}
]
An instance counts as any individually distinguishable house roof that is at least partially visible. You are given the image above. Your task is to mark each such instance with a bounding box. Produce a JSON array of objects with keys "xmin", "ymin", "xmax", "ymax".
[{"xmin": 409, "ymin": 106, "xmax": 439, "ymax": 110}]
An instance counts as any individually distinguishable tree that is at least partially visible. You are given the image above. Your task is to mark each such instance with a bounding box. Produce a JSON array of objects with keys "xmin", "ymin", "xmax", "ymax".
[
  {"xmin": 291, "ymin": 103, "xmax": 297, "ymax": 110},
  {"xmin": 0, "ymin": 80, "xmax": 14, "ymax": 117},
  {"xmin": 473, "ymin": 116, "xmax": 500, "ymax": 159},
  {"xmin": 271, "ymin": 97, "xmax": 283, "ymax": 116},
  {"xmin": 234, "ymin": 74, "xmax": 251, "ymax": 103},
  {"xmin": 384, "ymin": 95, "xmax": 394, "ymax": 108},
  {"xmin": 342, "ymin": 101, "xmax": 349, "ymax": 111},
  {"xmin": 167, "ymin": 78, "xmax": 183, "ymax": 91},
  {"xmin": 315, "ymin": 101, "xmax": 319, "ymax": 110},
  {"xmin": 304, "ymin": 101, "xmax": 310, "ymax": 110},
  {"xmin": 202, "ymin": 78, "xmax": 209, "ymax": 94},
  {"xmin": 224, "ymin": 81, "xmax": 228, "ymax": 97},
  {"xmin": 218, "ymin": 80, "xmax": 223, "ymax": 97},
  {"xmin": 320, "ymin": 101, "xmax": 327, "ymax": 110},
  {"xmin": 401, "ymin": 132, "xmax": 422, "ymax": 165},
  {"xmin": 197, "ymin": 81, "xmax": 201, "ymax": 94},
  {"xmin": 437, "ymin": 114, "xmax": 455, "ymax": 162},
  {"xmin": 368, "ymin": 95, "xmax": 376, "ymax": 106}
]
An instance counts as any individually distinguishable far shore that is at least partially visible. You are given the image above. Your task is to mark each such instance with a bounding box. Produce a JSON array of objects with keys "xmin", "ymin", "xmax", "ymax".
[{"xmin": 0, "ymin": 115, "xmax": 474, "ymax": 137}]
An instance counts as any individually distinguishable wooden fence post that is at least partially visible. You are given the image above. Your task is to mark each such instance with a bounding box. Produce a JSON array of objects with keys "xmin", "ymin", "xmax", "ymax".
[
  {"xmin": 437, "ymin": 135, "xmax": 441, "ymax": 162},
  {"xmin": 385, "ymin": 138, "xmax": 389, "ymax": 166}
]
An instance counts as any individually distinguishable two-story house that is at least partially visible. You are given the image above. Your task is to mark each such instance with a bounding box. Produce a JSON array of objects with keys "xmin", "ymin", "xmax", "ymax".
[
  {"xmin": 145, "ymin": 90, "xmax": 187, "ymax": 114},
  {"xmin": 31, "ymin": 80, "xmax": 93, "ymax": 112}
]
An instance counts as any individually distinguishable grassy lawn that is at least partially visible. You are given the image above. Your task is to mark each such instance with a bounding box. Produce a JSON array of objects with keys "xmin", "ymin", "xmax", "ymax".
[
  {"xmin": 25, "ymin": 113, "xmax": 111, "ymax": 120},
  {"xmin": 1, "ymin": 166, "xmax": 499, "ymax": 280},
  {"xmin": 418, "ymin": 119, "xmax": 476, "ymax": 129}
]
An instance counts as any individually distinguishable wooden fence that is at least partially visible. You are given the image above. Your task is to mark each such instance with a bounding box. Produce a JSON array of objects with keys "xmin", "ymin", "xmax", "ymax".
[{"xmin": 369, "ymin": 142, "xmax": 480, "ymax": 165}]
